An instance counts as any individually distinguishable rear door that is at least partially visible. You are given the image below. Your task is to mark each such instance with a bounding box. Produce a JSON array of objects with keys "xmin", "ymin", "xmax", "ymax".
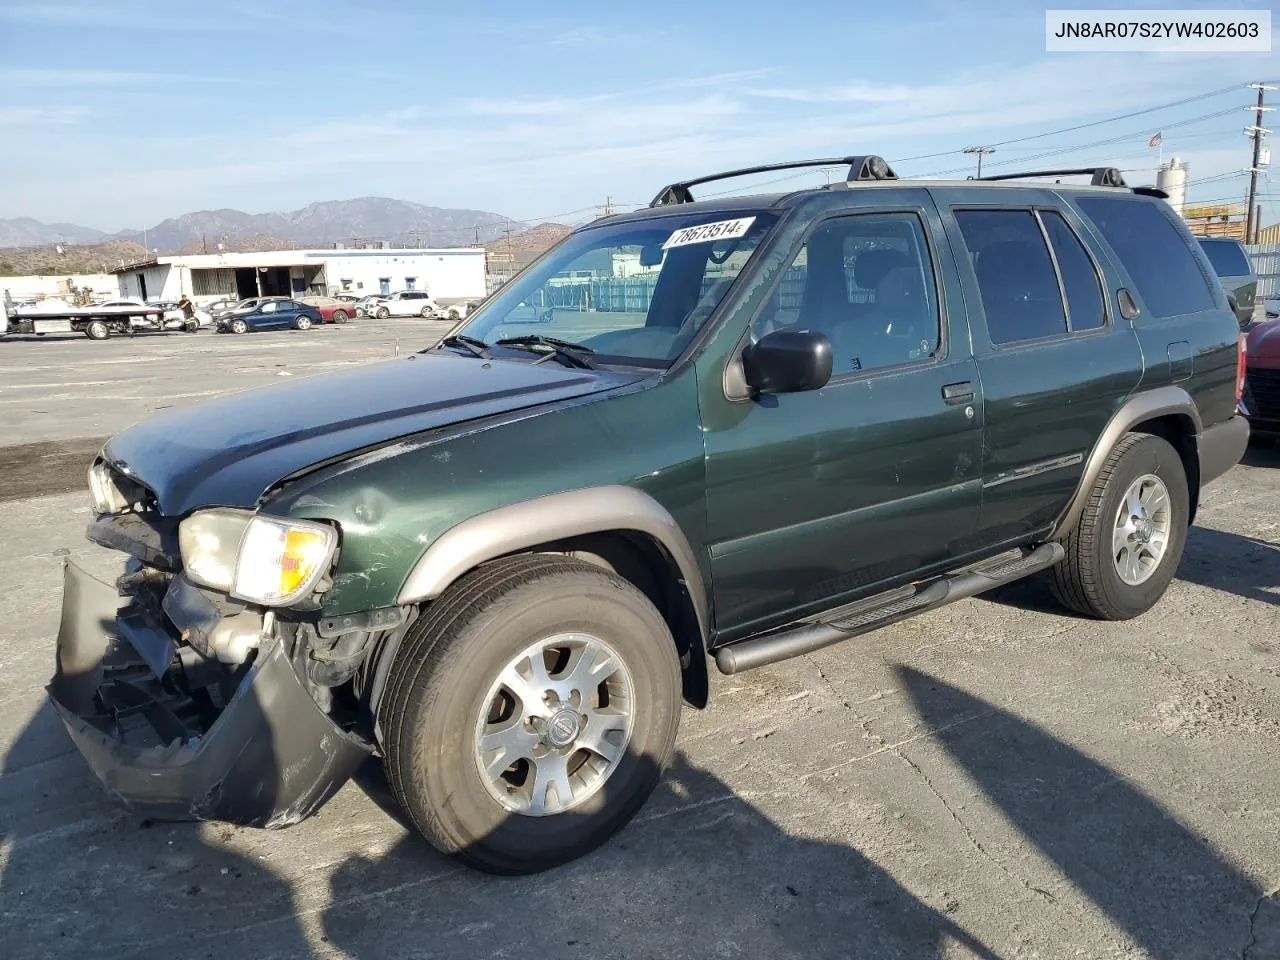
[
  {"xmin": 277, "ymin": 300, "xmax": 303, "ymax": 327},
  {"xmin": 931, "ymin": 188, "xmax": 1144, "ymax": 544},
  {"xmin": 256, "ymin": 301, "xmax": 286, "ymax": 329}
]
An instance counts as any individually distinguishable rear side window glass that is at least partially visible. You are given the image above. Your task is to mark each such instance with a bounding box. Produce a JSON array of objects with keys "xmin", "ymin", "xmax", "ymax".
[
  {"xmin": 955, "ymin": 210, "xmax": 1067, "ymax": 344},
  {"xmin": 1041, "ymin": 210, "xmax": 1105, "ymax": 331},
  {"xmin": 1075, "ymin": 197, "xmax": 1215, "ymax": 318},
  {"xmin": 1197, "ymin": 238, "xmax": 1252, "ymax": 278}
]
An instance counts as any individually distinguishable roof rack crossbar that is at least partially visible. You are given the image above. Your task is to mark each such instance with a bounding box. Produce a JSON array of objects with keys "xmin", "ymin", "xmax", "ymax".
[
  {"xmin": 974, "ymin": 166, "xmax": 1129, "ymax": 188},
  {"xmin": 649, "ymin": 155, "xmax": 897, "ymax": 207}
]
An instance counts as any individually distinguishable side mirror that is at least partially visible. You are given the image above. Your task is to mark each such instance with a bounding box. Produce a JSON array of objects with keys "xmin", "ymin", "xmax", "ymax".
[{"xmin": 742, "ymin": 329, "xmax": 833, "ymax": 394}]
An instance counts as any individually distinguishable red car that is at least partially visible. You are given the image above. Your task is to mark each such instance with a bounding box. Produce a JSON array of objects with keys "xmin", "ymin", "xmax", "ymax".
[
  {"xmin": 300, "ymin": 296, "xmax": 355, "ymax": 324},
  {"xmin": 1242, "ymin": 319, "xmax": 1280, "ymax": 439}
]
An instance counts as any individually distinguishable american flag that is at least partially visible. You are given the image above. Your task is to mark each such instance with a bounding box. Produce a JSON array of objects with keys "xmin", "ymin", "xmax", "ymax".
[{"xmin": 1147, "ymin": 132, "xmax": 1163, "ymax": 148}]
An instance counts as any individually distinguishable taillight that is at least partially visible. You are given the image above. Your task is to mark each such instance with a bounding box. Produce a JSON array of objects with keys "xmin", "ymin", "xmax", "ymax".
[{"xmin": 1236, "ymin": 333, "xmax": 1247, "ymax": 403}]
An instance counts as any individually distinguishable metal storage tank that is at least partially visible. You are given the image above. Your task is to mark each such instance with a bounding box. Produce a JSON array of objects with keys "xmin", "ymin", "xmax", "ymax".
[{"xmin": 1157, "ymin": 157, "xmax": 1188, "ymax": 214}]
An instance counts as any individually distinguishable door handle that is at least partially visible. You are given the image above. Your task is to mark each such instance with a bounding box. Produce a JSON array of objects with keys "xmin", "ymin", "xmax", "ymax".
[{"xmin": 942, "ymin": 381, "xmax": 974, "ymax": 404}]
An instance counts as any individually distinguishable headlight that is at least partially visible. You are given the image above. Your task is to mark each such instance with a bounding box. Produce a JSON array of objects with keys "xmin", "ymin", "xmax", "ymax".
[
  {"xmin": 178, "ymin": 510, "xmax": 338, "ymax": 606},
  {"xmin": 88, "ymin": 462, "xmax": 131, "ymax": 515},
  {"xmin": 179, "ymin": 508, "xmax": 252, "ymax": 591}
]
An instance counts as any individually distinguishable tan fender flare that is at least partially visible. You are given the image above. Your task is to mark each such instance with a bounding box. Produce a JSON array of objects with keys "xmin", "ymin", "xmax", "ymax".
[
  {"xmin": 396, "ymin": 485, "xmax": 710, "ymax": 646},
  {"xmin": 1049, "ymin": 385, "xmax": 1202, "ymax": 540}
]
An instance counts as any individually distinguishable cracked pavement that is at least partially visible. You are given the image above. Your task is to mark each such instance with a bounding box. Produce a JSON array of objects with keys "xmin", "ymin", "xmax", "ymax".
[{"xmin": 1, "ymin": 324, "xmax": 1278, "ymax": 959}]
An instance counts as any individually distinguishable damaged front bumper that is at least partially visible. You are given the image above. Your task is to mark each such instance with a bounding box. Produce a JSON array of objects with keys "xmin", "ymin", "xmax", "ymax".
[{"xmin": 47, "ymin": 561, "xmax": 372, "ymax": 828}]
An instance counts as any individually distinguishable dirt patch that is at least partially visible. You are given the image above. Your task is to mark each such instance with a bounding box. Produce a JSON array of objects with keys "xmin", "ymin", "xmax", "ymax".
[{"xmin": 0, "ymin": 437, "xmax": 106, "ymax": 503}]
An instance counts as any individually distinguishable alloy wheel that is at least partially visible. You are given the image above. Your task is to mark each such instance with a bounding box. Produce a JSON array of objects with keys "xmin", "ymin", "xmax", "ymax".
[{"xmin": 473, "ymin": 633, "xmax": 634, "ymax": 817}]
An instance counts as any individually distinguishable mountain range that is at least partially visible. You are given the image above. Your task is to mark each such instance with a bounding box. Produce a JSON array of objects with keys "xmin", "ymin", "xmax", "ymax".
[{"xmin": 0, "ymin": 197, "xmax": 524, "ymax": 252}]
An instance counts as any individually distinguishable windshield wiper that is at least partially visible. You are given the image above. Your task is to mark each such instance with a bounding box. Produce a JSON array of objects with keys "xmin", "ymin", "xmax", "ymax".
[
  {"xmin": 495, "ymin": 335, "xmax": 598, "ymax": 369},
  {"xmin": 437, "ymin": 334, "xmax": 491, "ymax": 359}
]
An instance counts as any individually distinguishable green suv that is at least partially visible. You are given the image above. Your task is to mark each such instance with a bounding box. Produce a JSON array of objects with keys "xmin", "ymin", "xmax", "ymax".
[{"xmin": 49, "ymin": 156, "xmax": 1249, "ymax": 874}]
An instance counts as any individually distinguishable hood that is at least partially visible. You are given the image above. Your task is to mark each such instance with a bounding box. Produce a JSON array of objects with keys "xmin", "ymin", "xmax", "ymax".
[
  {"xmin": 103, "ymin": 351, "xmax": 641, "ymax": 515},
  {"xmin": 1246, "ymin": 319, "xmax": 1280, "ymax": 366}
]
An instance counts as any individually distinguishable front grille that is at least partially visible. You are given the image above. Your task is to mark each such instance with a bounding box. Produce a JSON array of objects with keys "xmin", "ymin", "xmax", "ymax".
[{"xmin": 1246, "ymin": 367, "xmax": 1280, "ymax": 420}]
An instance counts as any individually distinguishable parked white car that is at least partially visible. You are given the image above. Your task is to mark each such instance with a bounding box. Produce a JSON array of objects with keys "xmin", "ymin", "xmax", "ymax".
[{"xmin": 367, "ymin": 290, "xmax": 441, "ymax": 319}]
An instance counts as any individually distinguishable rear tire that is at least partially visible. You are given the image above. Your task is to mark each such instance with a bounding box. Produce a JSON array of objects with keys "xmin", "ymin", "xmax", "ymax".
[
  {"xmin": 1051, "ymin": 433, "xmax": 1189, "ymax": 620},
  {"xmin": 380, "ymin": 555, "xmax": 682, "ymax": 875},
  {"xmin": 85, "ymin": 320, "xmax": 109, "ymax": 341},
  {"xmin": 295, "ymin": 315, "xmax": 313, "ymax": 331}
]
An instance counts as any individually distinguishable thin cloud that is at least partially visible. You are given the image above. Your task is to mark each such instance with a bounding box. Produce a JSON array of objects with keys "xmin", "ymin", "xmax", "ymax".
[
  {"xmin": 1, "ymin": 68, "xmax": 241, "ymax": 88},
  {"xmin": 550, "ymin": 25, "xmax": 611, "ymax": 46},
  {"xmin": 0, "ymin": 105, "xmax": 91, "ymax": 125}
]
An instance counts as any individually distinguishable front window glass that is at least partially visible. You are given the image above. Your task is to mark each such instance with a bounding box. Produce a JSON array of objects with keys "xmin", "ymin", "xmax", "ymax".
[
  {"xmin": 751, "ymin": 212, "xmax": 940, "ymax": 374},
  {"xmin": 457, "ymin": 210, "xmax": 780, "ymax": 366}
]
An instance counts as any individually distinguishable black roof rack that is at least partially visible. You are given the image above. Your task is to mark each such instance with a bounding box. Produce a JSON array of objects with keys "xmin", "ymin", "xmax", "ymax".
[
  {"xmin": 974, "ymin": 166, "xmax": 1128, "ymax": 188},
  {"xmin": 649, "ymin": 155, "xmax": 898, "ymax": 207}
]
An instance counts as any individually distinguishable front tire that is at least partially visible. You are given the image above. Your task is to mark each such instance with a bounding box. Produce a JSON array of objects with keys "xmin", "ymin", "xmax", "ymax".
[
  {"xmin": 420, "ymin": 306, "xmax": 433, "ymax": 318},
  {"xmin": 230, "ymin": 318, "xmax": 248, "ymax": 334},
  {"xmin": 380, "ymin": 555, "xmax": 682, "ymax": 875},
  {"xmin": 377, "ymin": 307, "xmax": 390, "ymax": 319},
  {"xmin": 1051, "ymin": 433, "xmax": 1189, "ymax": 620},
  {"xmin": 333, "ymin": 309, "xmax": 348, "ymax": 323}
]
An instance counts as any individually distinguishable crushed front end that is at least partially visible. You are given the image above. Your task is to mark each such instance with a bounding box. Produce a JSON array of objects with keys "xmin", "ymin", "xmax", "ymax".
[{"xmin": 47, "ymin": 460, "xmax": 377, "ymax": 827}]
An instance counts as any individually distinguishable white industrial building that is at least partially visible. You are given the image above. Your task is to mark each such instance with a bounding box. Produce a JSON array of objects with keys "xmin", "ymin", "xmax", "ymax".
[
  {"xmin": 1, "ymin": 273, "xmax": 118, "ymax": 303},
  {"xmin": 112, "ymin": 248, "xmax": 487, "ymax": 306}
]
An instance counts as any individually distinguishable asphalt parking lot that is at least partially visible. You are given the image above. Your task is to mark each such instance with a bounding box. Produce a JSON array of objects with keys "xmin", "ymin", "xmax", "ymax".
[{"xmin": 1, "ymin": 321, "xmax": 1278, "ymax": 960}]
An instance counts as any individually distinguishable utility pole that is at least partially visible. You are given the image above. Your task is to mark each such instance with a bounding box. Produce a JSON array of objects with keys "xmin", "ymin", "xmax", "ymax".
[
  {"xmin": 597, "ymin": 196, "xmax": 614, "ymax": 218},
  {"xmin": 1244, "ymin": 82, "xmax": 1275, "ymax": 244},
  {"xmin": 963, "ymin": 146, "xmax": 995, "ymax": 178}
]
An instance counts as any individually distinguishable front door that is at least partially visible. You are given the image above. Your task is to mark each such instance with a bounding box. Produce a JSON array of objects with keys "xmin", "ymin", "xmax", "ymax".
[
  {"xmin": 930, "ymin": 188, "xmax": 1144, "ymax": 543},
  {"xmin": 701, "ymin": 193, "xmax": 984, "ymax": 640}
]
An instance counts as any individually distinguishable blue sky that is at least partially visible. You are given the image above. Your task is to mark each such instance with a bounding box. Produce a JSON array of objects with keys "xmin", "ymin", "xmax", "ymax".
[{"xmin": 0, "ymin": 0, "xmax": 1276, "ymax": 232}]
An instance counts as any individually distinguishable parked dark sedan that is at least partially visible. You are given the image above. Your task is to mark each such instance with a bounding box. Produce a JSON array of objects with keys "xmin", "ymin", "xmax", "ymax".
[
  {"xmin": 215, "ymin": 299, "xmax": 323, "ymax": 334},
  {"xmin": 1197, "ymin": 236, "xmax": 1256, "ymax": 327}
]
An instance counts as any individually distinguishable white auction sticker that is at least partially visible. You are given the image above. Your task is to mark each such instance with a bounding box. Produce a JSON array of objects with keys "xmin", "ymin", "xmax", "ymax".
[{"xmin": 663, "ymin": 216, "xmax": 756, "ymax": 250}]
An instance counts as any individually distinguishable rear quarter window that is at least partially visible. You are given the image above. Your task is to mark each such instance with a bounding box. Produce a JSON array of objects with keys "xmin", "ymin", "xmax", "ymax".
[
  {"xmin": 1074, "ymin": 196, "xmax": 1216, "ymax": 319},
  {"xmin": 1197, "ymin": 238, "xmax": 1252, "ymax": 278}
]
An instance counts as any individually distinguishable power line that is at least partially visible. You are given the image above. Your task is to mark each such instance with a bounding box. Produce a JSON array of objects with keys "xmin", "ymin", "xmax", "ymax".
[
  {"xmin": 915, "ymin": 107, "xmax": 1241, "ymax": 178},
  {"xmin": 891, "ymin": 82, "xmax": 1249, "ymax": 166}
]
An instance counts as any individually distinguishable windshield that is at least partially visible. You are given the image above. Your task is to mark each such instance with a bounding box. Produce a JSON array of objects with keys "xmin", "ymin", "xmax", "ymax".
[{"xmin": 456, "ymin": 209, "xmax": 780, "ymax": 366}]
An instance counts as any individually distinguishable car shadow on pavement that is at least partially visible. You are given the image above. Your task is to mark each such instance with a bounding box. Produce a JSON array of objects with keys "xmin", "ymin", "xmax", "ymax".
[
  {"xmin": 1177, "ymin": 526, "xmax": 1280, "ymax": 608},
  {"xmin": 1241, "ymin": 440, "xmax": 1280, "ymax": 469},
  {"xmin": 977, "ymin": 519, "xmax": 1280, "ymax": 616},
  {"xmin": 0, "ymin": 702, "xmax": 314, "ymax": 960},
  {"xmin": 896, "ymin": 666, "xmax": 1276, "ymax": 960},
  {"xmin": 326, "ymin": 750, "xmax": 1003, "ymax": 959},
  {"xmin": 7, "ymin": 661, "xmax": 1275, "ymax": 959}
]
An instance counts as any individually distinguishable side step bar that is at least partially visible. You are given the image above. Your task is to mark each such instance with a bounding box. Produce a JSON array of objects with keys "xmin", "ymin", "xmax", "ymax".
[{"xmin": 713, "ymin": 542, "xmax": 1064, "ymax": 675}]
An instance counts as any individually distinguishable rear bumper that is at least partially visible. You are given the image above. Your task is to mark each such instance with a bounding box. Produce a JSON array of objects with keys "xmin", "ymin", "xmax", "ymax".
[
  {"xmin": 1197, "ymin": 415, "xmax": 1251, "ymax": 486},
  {"xmin": 47, "ymin": 561, "xmax": 371, "ymax": 827}
]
